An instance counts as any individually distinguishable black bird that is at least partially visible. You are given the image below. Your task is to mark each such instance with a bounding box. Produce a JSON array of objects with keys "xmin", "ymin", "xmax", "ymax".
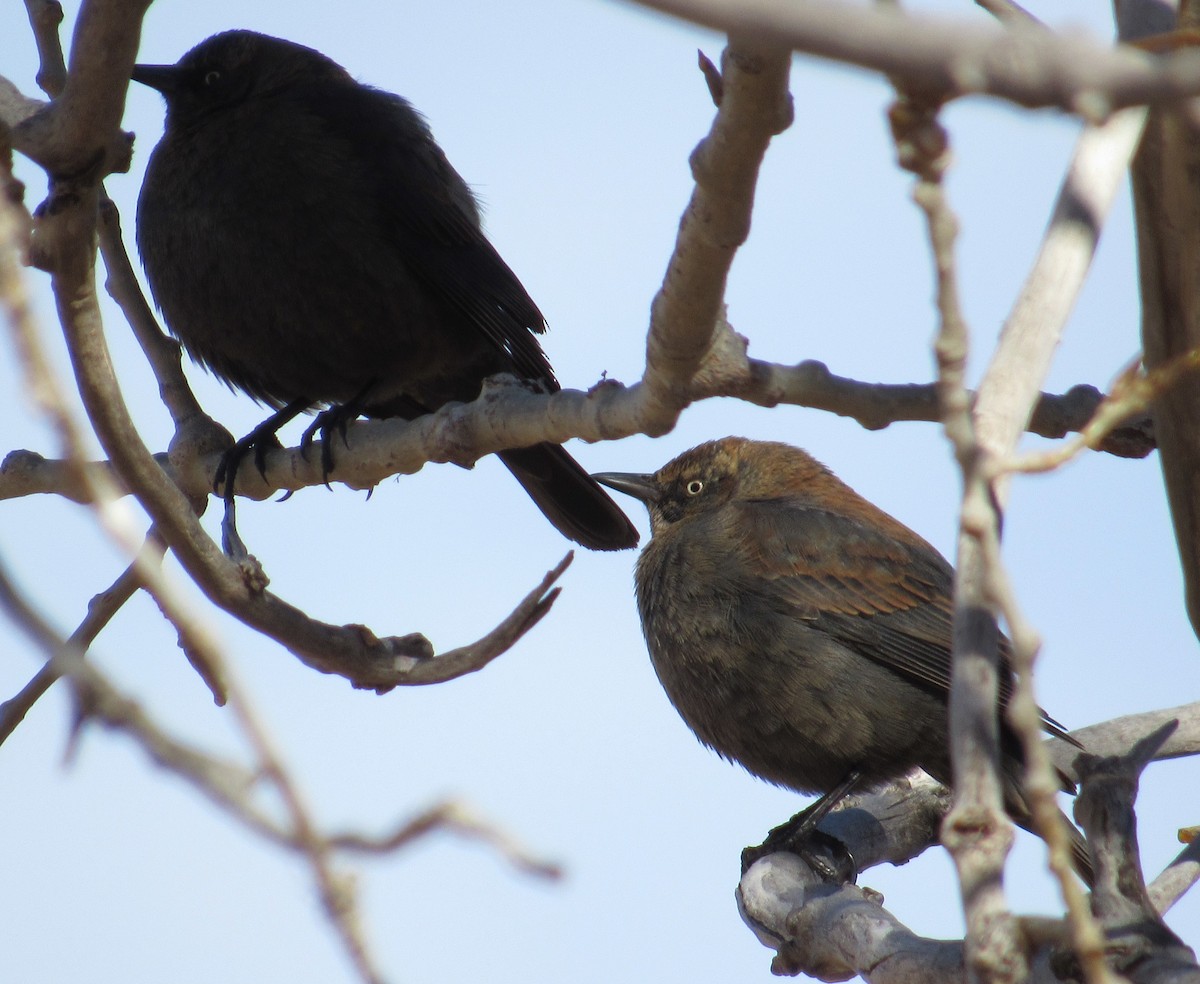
[
  {"xmin": 596, "ymin": 437, "xmax": 1092, "ymax": 883},
  {"xmin": 132, "ymin": 30, "xmax": 637, "ymax": 551}
]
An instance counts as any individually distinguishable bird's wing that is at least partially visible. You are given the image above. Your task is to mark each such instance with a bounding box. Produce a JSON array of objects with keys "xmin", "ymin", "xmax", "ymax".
[
  {"xmin": 735, "ymin": 497, "xmax": 959, "ymax": 690},
  {"xmin": 308, "ymin": 82, "xmax": 555, "ymax": 386},
  {"xmin": 734, "ymin": 498, "xmax": 1075, "ymax": 744}
]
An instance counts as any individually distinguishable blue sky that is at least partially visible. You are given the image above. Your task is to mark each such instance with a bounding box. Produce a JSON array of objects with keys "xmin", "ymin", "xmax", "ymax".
[{"xmin": 2, "ymin": 2, "xmax": 1196, "ymax": 981}]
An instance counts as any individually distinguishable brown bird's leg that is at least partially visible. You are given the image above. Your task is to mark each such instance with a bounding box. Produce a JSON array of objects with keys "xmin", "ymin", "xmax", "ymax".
[
  {"xmin": 741, "ymin": 770, "xmax": 863, "ymax": 882},
  {"xmin": 299, "ymin": 380, "xmax": 377, "ymax": 486}
]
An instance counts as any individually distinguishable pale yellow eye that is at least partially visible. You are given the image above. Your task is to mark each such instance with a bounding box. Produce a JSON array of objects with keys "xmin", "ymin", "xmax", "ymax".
[{"xmin": 685, "ymin": 480, "xmax": 704, "ymax": 496}]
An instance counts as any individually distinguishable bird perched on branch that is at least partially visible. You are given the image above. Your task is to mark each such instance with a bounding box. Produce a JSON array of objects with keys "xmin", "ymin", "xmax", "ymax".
[
  {"xmin": 595, "ymin": 437, "xmax": 1092, "ymax": 883},
  {"xmin": 132, "ymin": 30, "xmax": 637, "ymax": 552}
]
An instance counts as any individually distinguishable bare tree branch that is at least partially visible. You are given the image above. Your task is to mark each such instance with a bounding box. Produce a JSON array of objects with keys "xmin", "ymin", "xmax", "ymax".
[
  {"xmin": 0, "ymin": 74, "xmax": 44, "ymax": 132},
  {"xmin": 980, "ymin": 534, "xmax": 1113, "ymax": 984},
  {"xmin": 738, "ymin": 712, "xmax": 1200, "ymax": 978},
  {"xmin": 1132, "ymin": 56, "xmax": 1200, "ymax": 644},
  {"xmin": 973, "ymin": 0, "xmax": 1043, "ymax": 27},
  {"xmin": 3, "ymin": 24, "xmax": 796, "ymax": 690},
  {"xmin": 1073, "ymin": 722, "xmax": 1200, "ymax": 984},
  {"xmin": 978, "ymin": 107, "xmax": 1149, "ymax": 500},
  {"xmin": 10, "ymin": 0, "xmax": 140, "ymax": 180},
  {"xmin": 1008, "ymin": 352, "xmax": 1198, "ymax": 475},
  {"xmin": 963, "ymin": 14, "xmax": 1177, "ymax": 981},
  {"xmin": 973, "ymin": 99, "xmax": 1151, "ymax": 984},
  {"xmin": 1, "ymin": 18, "xmax": 238, "ymax": 711},
  {"xmin": 639, "ymin": 42, "xmax": 793, "ymax": 430},
  {"xmin": 0, "ymin": 447, "xmax": 168, "ymax": 501},
  {"xmin": 903, "ymin": 95, "xmax": 1028, "ymax": 984},
  {"xmin": 24, "ymin": 0, "xmax": 66, "ymax": 98},
  {"xmin": 0, "ymin": 367, "xmax": 1156, "ymax": 505},
  {"xmin": 1052, "ymin": 702, "xmax": 1200, "ymax": 772},
  {"xmin": 1148, "ymin": 835, "xmax": 1200, "ymax": 918},
  {"xmin": 740, "ymin": 851, "xmax": 967, "ymax": 983},
  {"xmin": 3, "ymin": 0, "xmax": 1197, "ymax": 981},
  {"xmin": 328, "ymin": 800, "xmax": 563, "ymax": 881},
  {"xmin": 0, "ymin": 527, "xmax": 168, "ymax": 746},
  {"xmin": 4, "ymin": 13, "xmax": 572, "ymax": 699},
  {"xmin": 97, "ymin": 195, "xmax": 207, "ymax": 429},
  {"xmin": 628, "ymin": 0, "xmax": 1200, "ymax": 115},
  {"xmin": 0, "ymin": 545, "xmax": 559, "ymax": 984}
]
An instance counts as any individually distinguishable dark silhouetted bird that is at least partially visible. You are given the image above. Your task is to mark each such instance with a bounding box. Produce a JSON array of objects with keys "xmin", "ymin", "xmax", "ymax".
[
  {"xmin": 132, "ymin": 30, "xmax": 637, "ymax": 551},
  {"xmin": 595, "ymin": 437, "xmax": 1092, "ymax": 882}
]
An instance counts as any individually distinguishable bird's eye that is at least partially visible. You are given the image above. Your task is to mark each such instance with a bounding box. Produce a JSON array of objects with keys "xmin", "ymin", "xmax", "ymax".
[
  {"xmin": 685, "ymin": 480, "xmax": 704, "ymax": 496},
  {"xmin": 203, "ymin": 70, "xmax": 222, "ymax": 87}
]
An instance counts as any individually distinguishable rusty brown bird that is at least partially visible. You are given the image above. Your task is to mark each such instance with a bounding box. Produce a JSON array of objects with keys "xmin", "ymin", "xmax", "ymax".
[{"xmin": 596, "ymin": 436, "xmax": 1091, "ymax": 883}]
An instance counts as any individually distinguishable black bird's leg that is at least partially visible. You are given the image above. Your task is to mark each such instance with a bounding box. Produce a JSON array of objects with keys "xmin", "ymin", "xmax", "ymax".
[
  {"xmin": 741, "ymin": 770, "xmax": 863, "ymax": 882},
  {"xmin": 299, "ymin": 380, "xmax": 378, "ymax": 486},
  {"xmin": 215, "ymin": 398, "xmax": 309, "ymax": 559},
  {"xmin": 215, "ymin": 398, "xmax": 310, "ymax": 499}
]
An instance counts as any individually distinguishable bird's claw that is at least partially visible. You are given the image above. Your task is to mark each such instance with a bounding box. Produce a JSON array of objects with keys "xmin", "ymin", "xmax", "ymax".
[
  {"xmin": 299, "ymin": 403, "xmax": 358, "ymax": 488},
  {"xmin": 213, "ymin": 431, "xmax": 282, "ymax": 497},
  {"xmin": 211, "ymin": 400, "xmax": 308, "ymax": 558},
  {"xmin": 741, "ymin": 828, "xmax": 857, "ymax": 884}
]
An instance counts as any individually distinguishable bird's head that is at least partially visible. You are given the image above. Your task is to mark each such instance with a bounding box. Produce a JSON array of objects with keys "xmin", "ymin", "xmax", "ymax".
[
  {"xmin": 594, "ymin": 437, "xmax": 830, "ymax": 537},
  {"xmin": 132, "ymin": 30, "xmax": 351, "ymax": 130}
]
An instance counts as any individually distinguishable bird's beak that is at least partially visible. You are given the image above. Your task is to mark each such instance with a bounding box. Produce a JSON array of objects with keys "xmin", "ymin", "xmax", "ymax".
[
  {"xmin": 131, "ymin": 63, "xmax": 182, "ymax": 95},
  {"xmin": 592, "ymin": 472, "xmax": 659, "ymax": 504}
]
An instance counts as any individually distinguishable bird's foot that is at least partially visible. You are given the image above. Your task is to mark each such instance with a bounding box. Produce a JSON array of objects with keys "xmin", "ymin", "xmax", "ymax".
[
  {"xmin": 213, "ymin": 400, "xmax": 308, "ymax": 558},
  {"xmin": 213, "ymin": 429, "xmax": 284, "ymax": 498},
  {"xmin": 741, "ymin": 827, "xmax": 857, "ymax": 884},
  {"xmin": 741, "ymin": 778, "xmax": 862, "ymax": 883},
  {"xmin": 300, "ymin": 407, "xmax": 351, "ymax": 487},
  {"xmin": 215, "ymin": 435, "xmax": 279, "ymax": 561},
  {"xmin": 214, "ymin": 399, "xmax": 309, "ymax": 498},
  {"xmin": 299, "ymin": 389, "xmax": 372, "ymax": 487}
]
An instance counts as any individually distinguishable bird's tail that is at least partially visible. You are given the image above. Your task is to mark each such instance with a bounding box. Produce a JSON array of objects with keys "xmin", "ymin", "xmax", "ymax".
[
  {"xmin": 498, "ymin": 443, "xmax": 639, "ymax": 552},
  {"xmin": 1005, "ymin": 790, "xmax": 1095, "ymax": 888}
]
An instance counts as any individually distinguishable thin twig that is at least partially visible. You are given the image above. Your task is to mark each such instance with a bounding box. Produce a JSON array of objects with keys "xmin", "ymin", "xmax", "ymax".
[
  {"xmin": 0, "ymin": 527, "xmax": 170, "ymax": 746},
  {"xmin": 1, "ymin": 185, "xmax": 232, "ymax": 698},
  {"xmin": 895, "ymin": 86, "xmax": 1026, "ymax": 983},
  {"xmin": 979, "ymin": 536, "xmax": 1116, "ymax": 984},
  {"xmin": 967, "ymin": 100, "xmax": 1151, "ymax": 984},
  {"xmin": 97, "ymin": 196, "xmax": 207, "ymax": 429},
  {"xmin": 973, "ymin": 0, "xmax": 1043, "ymax": 28},
  {"xmin": 329, "ymin": 800, "xmax": 563, "ymax": 880},
  {"xmin": 1006, "ymin": 350, "xmax": 1200, "ymax": 474}
]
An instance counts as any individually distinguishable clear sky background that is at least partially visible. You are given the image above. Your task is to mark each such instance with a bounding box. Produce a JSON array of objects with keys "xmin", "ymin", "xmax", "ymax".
[{"xmin": 2, "ymin": 1, "xmax": 1196, "ymax": 982}]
